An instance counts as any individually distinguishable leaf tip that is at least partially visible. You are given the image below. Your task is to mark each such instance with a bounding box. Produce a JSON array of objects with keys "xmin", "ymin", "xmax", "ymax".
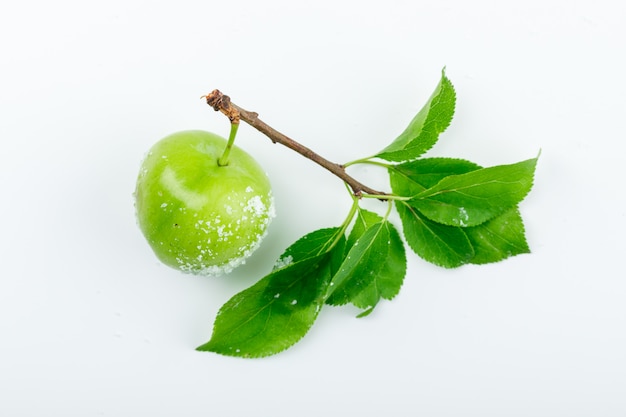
[
  {"xmin": 195, "ymin": 341, "xmax": 214, "ymax": 352},
  {"xmin": 356, "ymin": 306, "xmax": 375, "ymax": 318}
]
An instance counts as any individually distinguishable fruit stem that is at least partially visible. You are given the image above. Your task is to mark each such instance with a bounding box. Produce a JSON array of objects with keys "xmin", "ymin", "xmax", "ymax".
[
  {"xmin": 204, "ymin": 90, "xmax": 387, "ymax": 198},
  {"xmin": 218, "ymin": 122, "xmax": 239, "ymax": 166}
]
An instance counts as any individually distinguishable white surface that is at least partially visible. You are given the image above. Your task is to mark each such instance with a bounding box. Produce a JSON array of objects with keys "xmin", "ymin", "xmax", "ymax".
[{"xmin": 1, "ymin": 0, "xmax": 625, "ymax": 415}]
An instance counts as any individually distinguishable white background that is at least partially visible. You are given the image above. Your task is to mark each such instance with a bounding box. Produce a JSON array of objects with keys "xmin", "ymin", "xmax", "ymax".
[{"xmin": 1, "ymin": 0, "xmax": 625, "ymax": 415}]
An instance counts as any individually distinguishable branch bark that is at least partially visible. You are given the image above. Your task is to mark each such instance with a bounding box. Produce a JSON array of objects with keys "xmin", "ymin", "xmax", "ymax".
[{"xmin": 204, "ymin": 89, "xmax": 386, "ymax": 198}]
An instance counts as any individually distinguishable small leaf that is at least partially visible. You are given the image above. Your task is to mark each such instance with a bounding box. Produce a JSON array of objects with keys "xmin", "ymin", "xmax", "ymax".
[
  {"xmin": 377, "ymin": 69, "xmax": 456, "ymax": 162},
  {"xmin": 326, "ymin": 220, "xmax": 406, "ymax": 316},
  {"xmin": 198, "ymin": 227, "xmax": 345, "ymax": 358},
  {"xmin": 389, "ymin": 157, "xmax": 482, "ymax": 196},
  {"xmin": 349, "ymin": 222, "xmax": 406, "ymax": 315},
  {"xmin": 409, "ymin": 157, "xmax": 538, "ymax": 227},
  {"xmin": 396, "ymin": 202, "xmax": 474, "ymax": 268},
  {"xmin": 340, "ymin": 208, "xmax": 406, "ymax": 315},
  {"xmin": 465, "ymin": 207, "xmax": 530, "ymax": 264},
  {"xmin": 326, "ymin": 221, "xmax": 389, "ymax": 305}
]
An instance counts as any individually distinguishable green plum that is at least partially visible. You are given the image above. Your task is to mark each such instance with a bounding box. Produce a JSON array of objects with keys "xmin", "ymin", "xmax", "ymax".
[{"xmin": 135, "ymin": 130, "xmax": 274, "ymax": 276}]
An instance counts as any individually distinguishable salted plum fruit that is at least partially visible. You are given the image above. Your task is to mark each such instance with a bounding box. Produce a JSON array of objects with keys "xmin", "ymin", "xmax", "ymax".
[{"xmin": 135, "ymin": 130, "xmax": 274, "ymax": 275}]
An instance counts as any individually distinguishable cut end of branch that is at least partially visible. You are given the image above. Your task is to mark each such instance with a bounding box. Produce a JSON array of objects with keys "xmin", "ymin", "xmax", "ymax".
[{"xmin": 203, "ymin": 89, "xmax": 240, "ymax": 124}]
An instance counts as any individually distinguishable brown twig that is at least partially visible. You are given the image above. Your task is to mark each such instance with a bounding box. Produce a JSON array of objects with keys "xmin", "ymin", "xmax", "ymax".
[{"xmin": 203, "ymin": 89, "xmax": 386, "ymax": 198}]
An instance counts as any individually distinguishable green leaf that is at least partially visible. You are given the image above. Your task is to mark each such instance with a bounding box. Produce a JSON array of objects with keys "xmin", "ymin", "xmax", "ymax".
[
  {"xmin": 346, "ymin": 208, "xmax": 407, "ymax": 315},
  {"xmin": 465, "ymin": 207, "xmax": 530, "ymax": 264},
  {"xmin": 390, "ymin": 157, "xmax": 536, "ymax": 266},
  {"xmin": 377, "ymin": 69, "xmax": 456, "ymax": 162},
  {"xmin": 389, "ymin": 157, "xmax": 482, "ymax": 196},
  {"xmin": 326, "ymin": 221, "xmax": 389, "ymax": 306},
  {"xmin": 326, "ymin": 219, "xmax": 406, "ymax": 316},
  {"xmin": 396, "ymin": 202, "xmax": 474, "ymax": 268},
  {"xmin": 197, "ymin": 255, "xmax": 331, "ymax": 358},
  {"xmin": 198, "ymin": 228, "xmax": 345, "ymax": 358},
  {"xmin": 336, "ymin": 208, "xmax": 406, "ymax": 316},
  {"xmin": 409, "ymin": 157, "xmax": 538, "ymax": 227},
  {"xmin": 349, "ymin": 222, "xmax": 406, "ymax": 316}
]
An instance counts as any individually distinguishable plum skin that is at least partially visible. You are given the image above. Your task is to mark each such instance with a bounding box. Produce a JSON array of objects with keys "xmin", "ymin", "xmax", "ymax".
[{"xmin": 135, "ymin": 130, "xmax": 274, "ymax": 276}]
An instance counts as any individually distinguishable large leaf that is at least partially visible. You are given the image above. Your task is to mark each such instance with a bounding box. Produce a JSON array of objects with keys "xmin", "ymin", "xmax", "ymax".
[
  {"xmin": 198, "ymin": 228, "xmax": 345, "ymax": 358},
  {"xmin": 395, "ymin": 202, "xmax": 474, "ymax": 268},
  {"xmin": 409, "ymin": 157, "xmax": 538, "ymax": 227},
  {"xmin": 376, "ymin": 69, "xmax": 456, "ymax": 162},
  {"xmin": 396, "ymin": 201, "xmax": 530, "ymax": 267},
  {"xmin": 197, "ymin": 255, "xmax": 331, "ymax": 358}
]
